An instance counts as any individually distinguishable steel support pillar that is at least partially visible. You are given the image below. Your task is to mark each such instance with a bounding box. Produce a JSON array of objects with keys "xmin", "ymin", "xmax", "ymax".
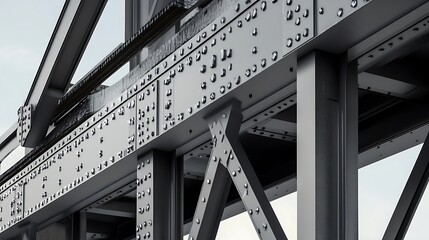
[
  {"xmin": 136, "ymin": 150, "xmax": 182, "ymax": 240},
  {"xmin": 72, "ymin": 211, "xmax": 87, "ymax": 240},
  {"xmin": 19, "ymin": 223, "xmax": 36, "ymax": 240},
  {"xmin": 297, "ymin": 51, "xmax": 358, "ymax": 240},
  {"xmin": 188, "ymin": 101, "xmax": 287, "ymax": 240},
  {"xmin": 383, "ymin": 133, "xmax": 429, "ymax": 240}
]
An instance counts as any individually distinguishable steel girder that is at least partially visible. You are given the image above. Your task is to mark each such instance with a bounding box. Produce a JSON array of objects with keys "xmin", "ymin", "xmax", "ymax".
[{"xmin": 1, "ymin": 0, "xmax": 429, "ymax": 239}]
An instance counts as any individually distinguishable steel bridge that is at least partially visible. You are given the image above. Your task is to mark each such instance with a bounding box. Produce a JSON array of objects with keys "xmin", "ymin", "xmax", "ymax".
[{"xmin": 1, "ymin": 0, "xmax": 429, "ymax": 239}]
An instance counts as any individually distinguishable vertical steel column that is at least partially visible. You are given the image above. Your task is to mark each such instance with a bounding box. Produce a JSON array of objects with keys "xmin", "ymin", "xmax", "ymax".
[
  {"xmin": 19, "ymin": 223, "xmax": 36, "ymax": 240},
  {"xmin": 136, "ymin": 150, "xmax": 181, "ymax": 240},
  {"xmin": 297, "ymin": 51, "xmax": 358, "ymax": 240},
  {"xmin": 383, "ymin": 134, "xmax": 429, "ymax": 240},
  {"xmin": 188, "ymin": 101, "xmax": 287, "ymax": 240},
  {"xmin": 72, "ymin": 211, "xmax": 87, "ymax": 240}
]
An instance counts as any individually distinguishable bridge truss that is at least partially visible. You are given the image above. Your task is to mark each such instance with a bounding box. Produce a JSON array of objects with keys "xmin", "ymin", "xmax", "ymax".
[{"xmin": 1, "ymin": 0, "xmax": 429, "ymax": 239}]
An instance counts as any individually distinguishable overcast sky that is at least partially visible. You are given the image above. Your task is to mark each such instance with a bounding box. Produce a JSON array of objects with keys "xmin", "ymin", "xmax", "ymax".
[{"xmin": 0, "ymin": 1, "xmax": 428, "ymax": 239}]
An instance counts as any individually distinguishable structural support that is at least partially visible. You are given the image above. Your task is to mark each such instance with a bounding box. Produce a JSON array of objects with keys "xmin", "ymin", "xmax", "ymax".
[
  {"xmin": 20, "ymin": 0, "xmax": 107, "ymax": 147},
  {"xmin": 19, "ymin": 223, "xmax": 36, "ymax": 240},
  {"xmin": 136, "ymin": 150, "xmax": 182, "ymax": 240},
  {"xmin": 188, "ymin": 101, "xmax": 287, "ymax": 240},
  {"xmin": 297, "ymin": 51, "xmax": 359, "ymax": 240},
  {"xmin": 383, "ymin": 133, "xmax": 429, "ymax": 240},
  {"xmin": 72, "ymin": 211, "xmax": 87, "ymax": 240}
]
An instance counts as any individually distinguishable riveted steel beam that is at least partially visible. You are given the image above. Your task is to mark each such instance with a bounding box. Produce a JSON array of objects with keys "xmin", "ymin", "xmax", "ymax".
[{"xmin": 137, "ymin": 150, "xmax": 182, "ymax": 240}]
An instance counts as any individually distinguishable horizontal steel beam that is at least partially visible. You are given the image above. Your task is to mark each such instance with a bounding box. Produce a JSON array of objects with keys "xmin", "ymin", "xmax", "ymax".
[{"xmin": 1, "ymin": 0, "xmax": 429, "ymax": 238}]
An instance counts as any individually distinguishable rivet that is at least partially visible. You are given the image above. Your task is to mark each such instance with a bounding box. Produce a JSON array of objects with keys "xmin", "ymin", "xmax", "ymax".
[
  {"xmin": 221, "ymin": 49, "xmax": 227, "ymax": 61},
  {"xmin": 235, "ymin": 3, "xmax": 240, "ymax": 12},
  {"xmin": 286, "ymin": 0, "xmax": 292, "ymax": 5},
  {"xmin": 227, "ymin": 82, "xmax": 232, "ymax": 89},
  {"xmin": 235, "ymin": 76, "xmax": 241, "ymax": 84},
  {"xmin": 245, "ymin": 12, "xmax": 251, "ymax": 21},
  {"xmin": 210, "ymin": 93, "xmax": 215, "ymax": 100},
  {"xmin": 286, "ymin": 11, "xmax": 293, "ymax": 20},
  {"xmin": 188, "ymin": 42, "xmax": 193, "ymax": 49},
  {"xmin": 261, "ymin": 58, "xmax": 267, "ymax": 67},
  {"xmin": 303, "ymin": 9, "xmax": 309, "ymax": 17},
  {"xmin": 211, "ymin": 38, "xmax": 216, "ymax": 46},
  {"xmin": 244, "ymin": 183, "xmax": 248, "ymax": 188},
  {"xmin": 295, "ymin": 17, "xmax": 301, "ymax": 25},
  {"xmin": 232, "ymin": 171, "xmax": 236, "ymax": 176},
  {"xmin": 202, "ymin": 31, "xmax": 207, "ymax": 38},
  {"xmin": 252, "ymin": 28, "xmax": 258, "ymax": 36},
  {"xmin": 211, "ymin": 74, "xmax": 216, "ymax": 82},
  {"xmin": 202, "ymin": 46, "xmax": 208, "ymax": 54},
  {"xmin": 202, "ymin": 96, "xmax": 207, "ymax": 104},
  {"xmin": 351, "ymin": 0, "xmax": 358, "ymax": 8},
  {"xmin": 263, "ymin": 223, "xmax": 267, "ymax": 229},
  {"xmin": 220, "ymin": 33, "xmax": 226, "ymax": 41},
  {"xmin": 210, "ymin": 55, "xmax": 217, "ymax": 68},
  {"xmin": 228, "ymin": 26, "xmax": 232, "ymax": 33},
  {"xmin": 248, "ymin": 209, "xmax": 253, "ymax": 215},
  {"xmin": 180, "ymin": 48, "xmax": 184, "ymax": 56},
  {"xmin": 252, "ymin": 64, "xmax": 257, "ymax": 72},
  {"xmin": 272, "ymin": 51, "xmax": 278, "ymax": 61},
  {"xmin": 220, "ymin": 68, "xmax": 226, "ymax": 77},
  {"xmin": 196, "ymin": 52, "xmax": 201, "ymax": 61},
  {"xmin": 202, "ymin": 197, "xmax": 206, "ymax": 202},
  {"xmin": 252, "ymin": 8, "xmax": 257, "ymax": 18},
  {"xmin": 212, "ymin": 23, "xmax": 217, "ymax": 31},
  {"xmin": 163, "ymin": 61, "xmax": 168, "ymax": 68},
  {"xmin": 295, "ymin": 34, "xmax": 301, "ymax": 41},
  {"xmin": 295, "ymin": 4, "xmax": 301, "ymax": 12},
  {"xmin": 188, "ymin": 107, "xmax": 193, "ymax": 114},
  {"xmin": 252, "ymin": 47, "xmax": 257, "ymax": 54},
  {"xmin": 261, "ymin": 1, "xmax": 267, "ymax": 11},
  {"xmin": 196, "ymin": 219, "xmax": 200, "ymax": 224},
  {"xmin": 337, "ymin": 8, "xmax": 343, "ymax": 17},
  {"xmin": 237, "ymin": 20, "xmax": 242, "ymax": 27},
  {"xmin": 303, "ymin": 28, "xmax": 309, "ymax": 37},
  {"xmin": 287, "ymin": 38, "xmax": 293, "ymax": 47},
  {"xmin": 319, "ymin": 7, "xmax": 324, "ymax": 14},
  {"xmin": 207, "ymin": 179, "xmax": 211, "ymax": 184},
  {"xmin": 221, "ymin": 17, "xmax": 226, "ymax": 24},
  {"xmin": 245, "ymin": 69, "xmax": 251, "ymax": 77},
  {"xmin": 220, "ymin": 86, "xmax": 225, "ymax": 94},
  {"xmin": 200, "ymin": 65, "xmax": 207, "ymax": 73}
]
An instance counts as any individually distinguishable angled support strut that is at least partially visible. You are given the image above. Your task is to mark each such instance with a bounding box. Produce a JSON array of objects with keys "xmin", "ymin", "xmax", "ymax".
[{"xmin": 188, "ymin": 100, "xmax": 287, "ymax": 240}]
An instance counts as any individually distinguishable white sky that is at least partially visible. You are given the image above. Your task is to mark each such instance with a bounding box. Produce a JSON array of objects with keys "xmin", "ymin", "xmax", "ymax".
[{"xmin": 0, "ymin": 1, "xmax": 428, "ymax": 239}]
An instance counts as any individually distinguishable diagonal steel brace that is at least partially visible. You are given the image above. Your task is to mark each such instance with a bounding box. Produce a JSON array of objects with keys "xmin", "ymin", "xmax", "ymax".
[{"xmin": 188, "ymin": 100, "xmax": 287, "ymax": 240}]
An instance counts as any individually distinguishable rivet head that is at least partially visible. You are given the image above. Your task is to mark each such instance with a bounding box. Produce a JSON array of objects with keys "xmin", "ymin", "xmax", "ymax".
[
  {"xmin": 237, "ymin": 20, "xmax": 243, "ymax": 27},
  {"xmin": 221, "ymin": 17, "xmax": 226, "ymax": 24},
  {"xmin": 252, "ymin": 64, "xmax": 257, "ymax": 72},
  {"xmin": 252, "ymin": 8, "xmax": 257, "ymax": 18},
  {"xmin": 211, "ymin": 74, "xmax": 216, "ymax": 82},
  {"xmin": 261, "ymin": 1, "xmax": 267, "ymax": 11},
  {"xmin": 303, "ymin": 28, "xmax": 309, "ymax": 37},
  {"xmin": 286, "ymin": 11, "xmax": 293, "ymax": 21},
  {"xmin": 200, "ymin": 65, "xmax": 207, "ymax": 73},
  {"xmin": 303, "ymin": 9, "xmax": 309, "ymax": 17},
  {"xmin": 252, "ymin": 47, "xmax": 257, "ymax": 54},
  {"xmin": 210, "ymin": 93, "xmax": 215, "ymax": 100},
  {"xmin": 235, "ymin": 76, "xmax": 241, "ymax": 84},
  {"xmin": 261, "ymin": 58, "xmax": 267, "ymax": 67},
  {"xmin": 295, "ymin": 17, "xmax": 301, "ymax": 25},
  {"xmin": 287, "ymin": 38, "xmax": 293, "ymax": 47},
  {"xmin": 245, "ymin": 12, "xmax": 251, "ymax": 21},
  {"xmin": 337, "ymin": 8, "xmax": 343, "ymax": 17},
  {"xmin": 220, "ymin": 86, "xmax": 225, "ymax": 94},
  {"xmin": 351, "ymin": 0, "xmax": 358, "ymax": 8},
  {"xmin": 272, "ymin": 51, "xmax": 278, "ymax": 61},
  {"xmin": 232, "ymin": 171, "xmax": 236, "ymax": 176},
  {"xmin": 245, "ymin": 69, "xmax": 251, "ymax": 77},
  {"xmin": 295, "ymin": 34, "xmax": 301, "ymax": 42},
  {"xmin": 286, "ymin": 0, "xmax": 292, "ymax": 5},
  {"xmin": 319, "ymin": 7, "xmax": 324, "ymax": 14},
  {"xmin": 195, "ymin": 219, "xmax": 200, "ymax": 224},
  {"xmin": 235, "ymin": 3, "xmax": 240, "ymax": 12},
  {"xmin": 211, "ymin": 24, "xmax": 217, "ymax": 31},
  {"xmin": 252, "ymin": 28, "xmax": 258, "ymax": 36}
]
